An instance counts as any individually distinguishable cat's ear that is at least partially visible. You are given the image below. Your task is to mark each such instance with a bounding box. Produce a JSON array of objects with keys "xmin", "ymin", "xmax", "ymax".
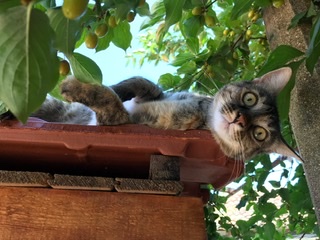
[
  {"xmin": 269, "ymin": 138, "xmax": 304, "ymax": 163},
  {"xmin": 253, "ymin": 67, "xmax": 292, "ymax": 95}
]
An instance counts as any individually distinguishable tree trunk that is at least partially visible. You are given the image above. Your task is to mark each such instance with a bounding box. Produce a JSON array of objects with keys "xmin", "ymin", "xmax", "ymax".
[{"xmin": 263, "ymin": 0, "xmax": 320, "ymax": 227}]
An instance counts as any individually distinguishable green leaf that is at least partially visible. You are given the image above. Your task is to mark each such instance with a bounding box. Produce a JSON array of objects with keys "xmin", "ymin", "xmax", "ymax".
[
  {"xmin": 0, "ymin": 6, "xmax": 59, "ymax": 122},
  {"xmin": 47, "ymin": 8, "xmax": 83, "ymax": 54},
  {"xmin": 140, "ymin": 15, "xmax": 163, "ymax": 30},
  {"xmin": 260, "ymin": 154, "xmax": 272, "ymax": 170},
  {"xmin": 96, "ymin": 27, "xmax": 114, "ymax": 52},
  {"xmin": 269, "ymin": 180, "xmax": 281, "ymax": 188},
  {"xmin": 178, "ymin": 74, "xmax": 195, "ymax": 90},
  {"xmin": 186, "ymin": 37, "xmax": 199, "ymax": 54},
  {"xmin": 140, "ymin": 1, "xmax": 164, "ymax": 30},
  {"xmin": 171, "ymin": 52, "xmax": 195, "ymax": 66},
  {"xmin": 150, "ymin": 0, "xmax": 165, "ymax": 16},
  {"xmin": 288, "ymin": 11, "xmax": 307, "ymax": 30},
  {"xmin": 264, "ymin": 222, "xmax": 276, "ymax": 240},
  {"xmin": 39, "ymin": 0, "xmax": 56, "ymax": 9},
  {"xmin": 230, "ymin": 0, "xmax": 254, "ymax": 20},
  {"xmin": 163, "ymin": 0, "xmax": 185, "ymax": 30},
  {"xmin": 236, "ymin": 196, "xmax": 248, "ymax": 209},
  {"xmin": 68, "ymin": 53, "xmax": 102, "ymax": 84},
  {"xmin": 236, "ymin": 220, "xmax": 250, "ymax": 232},
  {"xmin": 115, "ymin": 3, "xmax": 131, "ymax": 21},
  {"xmin": 306, "ymin": 14, "xmax": 320, "ymax": 74},
  {"xmin": 0, "ymin": 0, "xmax": 20, "ymax": 12},
  {"xmin": 277, "ymin": 58, "xmax": 304, "ymax": 121},
  {"xmin": 306, "ymin": 2, "xmax": 318, "ymax": 18},
  {"xmin": 177, "ymin": 61, "xmax": 197, "ymax": 74},
  {"xmin": 254, "ymin": 0, "xmax": 272, "ymax": 7},
  {"xmin": 258, "ymin": 203, "xmax": 278, "ymax": 220},
  {"xmin": 248, "ymin": 215, "xmax": 265, "ymax": 227},
  {"xmin": 75, "ymin": 26, "xmax": 88, "ymax": 49},
  {"xmin": 257, "ymin": 45, "xmax": 304, "ymax": 76},
  {"xmin": 112, "ymin": 21, "xmax": 132, "ymax": 51},
  {"xmin": 257, "ymin": 170, "xmax": 269, "ymax": 191},
  {"xmin": 182, "ymin": 16, "xmax": 203, "ymax": 38},
  {"xmin": 191, "ymin": 0, "xmax": 209, "ymax": 5},
  {"xmin": 158, "ymin": 73, "xmax": 181, "ymax": 90},
  {"xmin": 0, "ymin": 100, "xmax": 8, "ymax": 115},
  {"xmin": 50, "ymin": 75, "xmax": 68, "ymax": 101},
  {"xmin": 136, "ymin": 2, "xmax": 150, "ymax": 16}
]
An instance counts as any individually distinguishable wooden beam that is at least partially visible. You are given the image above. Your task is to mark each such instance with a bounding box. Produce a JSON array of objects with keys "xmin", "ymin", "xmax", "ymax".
[
  {"xmin": 149, "ymin": 155, "xmax": 180, "ymax": 181},
  {"xmin": 0, "ymin": 187, "xmax": 206, "ymax": 240},
  {"xmin": 115, "ymin": 178, "xmax": 183, "ymax": 195},
  {"xmin": 48, "ymin": 174, "xmax": 114, "ymax": 191},
  {"xmin": 0, "ymin": 170, "xmax": 51, "ymax": 187}
]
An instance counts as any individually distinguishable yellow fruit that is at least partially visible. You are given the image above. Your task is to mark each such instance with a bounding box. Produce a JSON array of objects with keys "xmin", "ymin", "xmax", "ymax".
[
  {"xmin": 204, "ymin": 15, "xmax": 215, "ymax": 27},
  {"xmin": 246, "ymin": 29, "xmax": 252, "ymax": 37},
  {"xmin": 206, "ymin": 68, "xmax": 215, "ymax": 78},
  {"xmin": 227, "ymin": 59, "xmax": 234, "ymax": 65},
  {"xmin": 108, "ymin": 15, "xmax": 117, "ymax": 28},
  {"xmin": 62, "ymin": 0, "xmax": 88, "ymax": 20},
  {"xmin": 229, "ymin": 31, "xmax": 235, "ymax": 37},
  {"xmin": 232, "ymin": 52, "xmax": 239, "ymax": 60},
  {"xmin": 59, "ymin": 60, "xmax": 70, "ymax": 76},
  {"xmin": 85, "ymin": 32, "xmax": 98, "ymax": 49},
  {"xmin": 192, "ymin": 6, "xmax": 203, "ymax": 16},
  {"xmin": 248, "ymin": 9, "xmax": 255, "ymax": 19},
  {"xmin": 223, "ymin": 29, "xmax": 229, "ymax": 36},
  {"xmin": 251, "ymin": 13, "xmax": 259, "ymax": 22},
  {"xmin": 127, "ymin": 11, "xmax": 136, "ymax": 22},
  {"xmin": 95, "ymin": 23, "xmax": 108, "ymax": 38},
  {"xmin": 272, "ymin": 0, "xmax": 284, "ymax": 8},
  {"xmin": 138, "ymin": 0, "xmax": 146, "ymax": 7}
]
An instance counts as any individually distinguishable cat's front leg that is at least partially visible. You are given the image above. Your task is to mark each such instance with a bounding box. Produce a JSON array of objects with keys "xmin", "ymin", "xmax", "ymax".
[
  {"xmin": 60, "ymin": 76, "xmax": 130, "ymax": 125},
  {"xmin": 60, "ymin": 77, "xmax": 86, "ymax": 103}
]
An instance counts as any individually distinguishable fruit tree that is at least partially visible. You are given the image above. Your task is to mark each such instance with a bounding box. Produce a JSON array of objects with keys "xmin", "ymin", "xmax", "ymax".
[{"xmin": 0, "ymin": 0, "xmax": 319, "ymax": 239}]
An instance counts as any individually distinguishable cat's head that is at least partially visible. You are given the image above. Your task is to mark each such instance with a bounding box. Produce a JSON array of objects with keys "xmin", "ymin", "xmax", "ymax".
[{"xmin": 208, "ymin": 67, "xmax": 303, "ymax": 162}]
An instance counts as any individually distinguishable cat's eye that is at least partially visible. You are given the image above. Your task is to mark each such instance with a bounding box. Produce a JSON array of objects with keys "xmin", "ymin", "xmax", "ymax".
[
  {"xmin": 253, "ymin": 126, "xmax": 268, "ymax": 141},
  {"xmin": 243, "ymin": 92, "xmax": 257, "ymax": 107}
]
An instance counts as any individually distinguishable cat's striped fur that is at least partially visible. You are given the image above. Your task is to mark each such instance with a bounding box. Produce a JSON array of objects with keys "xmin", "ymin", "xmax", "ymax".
[{"xmin": 32, "ymin": 67, "xmax": 303, "ymax": 162}]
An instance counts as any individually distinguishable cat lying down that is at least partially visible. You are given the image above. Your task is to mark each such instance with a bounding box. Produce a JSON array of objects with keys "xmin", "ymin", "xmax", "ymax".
[{"xmin": 32, "ymin": 67, "xmax": 303, "ymax": 162}]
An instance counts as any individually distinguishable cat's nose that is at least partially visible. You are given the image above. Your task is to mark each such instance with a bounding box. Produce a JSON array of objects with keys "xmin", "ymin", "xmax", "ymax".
[{"xmin": 233, "ymin": 112, "xmax": 246, "ymax": 128}]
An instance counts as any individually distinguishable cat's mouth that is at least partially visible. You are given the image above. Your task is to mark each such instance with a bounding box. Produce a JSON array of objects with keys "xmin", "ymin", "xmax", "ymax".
[
  {"xmin": 220, "ymin": 113, "xmax": 245, "ymax": 138},
  {"xmin": 230, "ymin": 112, "xmax": 246, "ymax": 128},
  {"xmin": 211, "ymin": 104, "xmax": 244, "ymax": 142}
]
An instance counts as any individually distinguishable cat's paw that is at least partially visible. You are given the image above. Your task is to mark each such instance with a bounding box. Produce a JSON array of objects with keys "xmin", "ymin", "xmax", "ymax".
[{"xmin": 60, "ymin": 76, "xmax": 82, "ymax": 102}]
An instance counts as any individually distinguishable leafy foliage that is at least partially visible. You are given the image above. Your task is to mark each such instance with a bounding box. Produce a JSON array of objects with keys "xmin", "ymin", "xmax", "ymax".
[
  {"xmin": 0, "ymin": 4, "xmax": 59, "ymax": 122},
  {"xmin": 0, "ymin": 0, "xmax": 319, "ymax": 238},
  {"xmin": 207, "ymin": 156, "xmax": 318, "ymax": 240}
]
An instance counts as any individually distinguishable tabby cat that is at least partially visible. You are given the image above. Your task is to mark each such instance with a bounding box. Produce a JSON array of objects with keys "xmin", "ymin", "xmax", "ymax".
[{"xmin": 31, "ymin": 67, "xmax": 303, "ymax": 162}]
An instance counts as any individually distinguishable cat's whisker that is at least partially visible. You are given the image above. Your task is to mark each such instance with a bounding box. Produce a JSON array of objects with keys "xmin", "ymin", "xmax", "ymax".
[
  {"xmin": 239, "ymin": 134, "xmax": 246, "ymax": 162},
  {"xmin": 225, "ymin": 131, "xmax": 245, "ymax": 184},
  {"xmin": 235, "ymin": 130, "xmax": 246, "ymax": 173},
  {"xmin": 226, "ymin": 155, "xmax": 239, "ymax": 185},
  {"xmin": 220, "ymin": 98, "xmax": 232, "ymax": 115},
  {"xmin": 228, "ymin": 147, "xmax": 244, "ymax": 185}
]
